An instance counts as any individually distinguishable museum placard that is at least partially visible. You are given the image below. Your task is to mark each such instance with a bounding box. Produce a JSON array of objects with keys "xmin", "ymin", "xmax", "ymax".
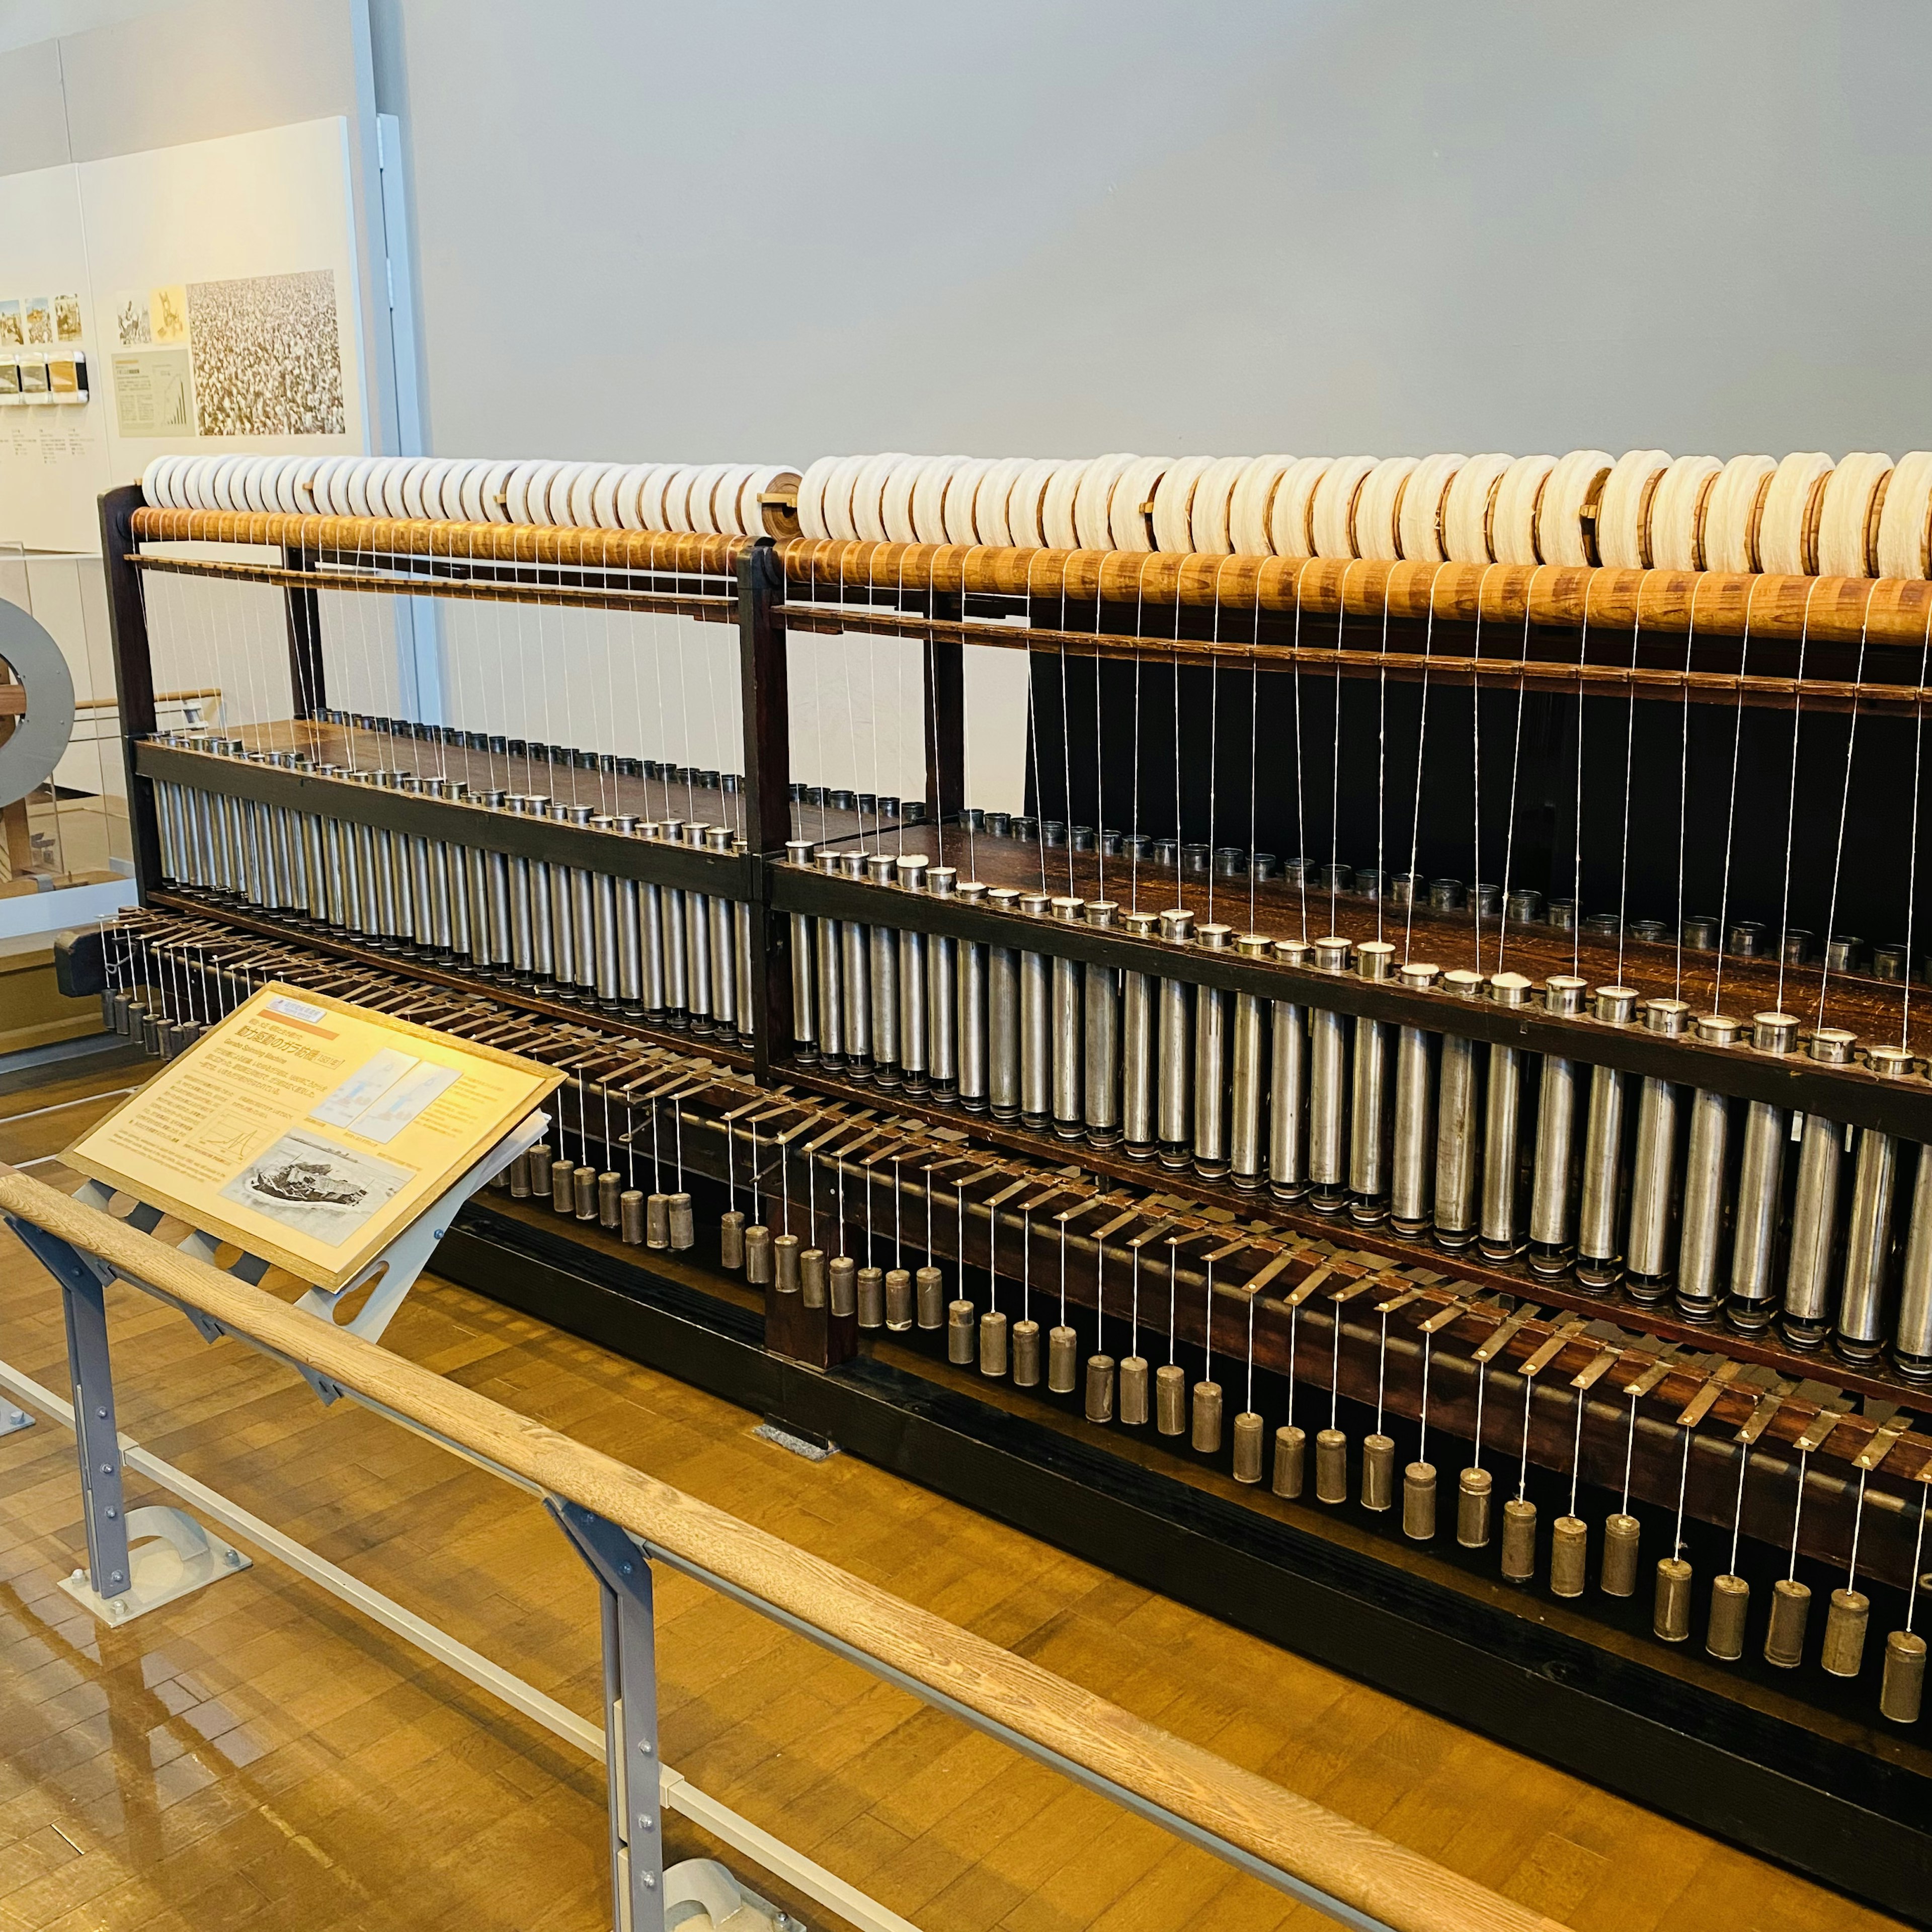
[{"xmin": 65, "ymin": 984, "xmax": 560, "ymax": 1291}]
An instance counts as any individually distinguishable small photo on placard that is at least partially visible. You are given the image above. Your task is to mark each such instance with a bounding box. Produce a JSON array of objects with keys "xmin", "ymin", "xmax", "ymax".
[
  {"xmin": 19, "ymin": 360, "xmax": 48, "ymax": 396},
  {"xmin": 23, "ymin": 296, "xmax": 52, "ymax": 345},
  {"xmin": 48, "ymin": 359, "xmax": 78, "ymax": 396},
  {"xmin": 113, "ymin": 293, "xmax": 151, "ymax": 347},
  {"xmin": 149, "ymin": 285, "xmax": 188, "ymax": 343},
  {"xmin": 217, "ymin": 1126, "xmax": 413, "ymax": 1245},
  {"xmin": 0, "ymin": 362, "xmax": 19, "ymax": 400},
  {"xmin": 0, "ymin": 302, "xmax": 21, "ymax": 348},
  {"xmin": 53, "ymin": 294, "xmax": 82, "ymax": 342}
]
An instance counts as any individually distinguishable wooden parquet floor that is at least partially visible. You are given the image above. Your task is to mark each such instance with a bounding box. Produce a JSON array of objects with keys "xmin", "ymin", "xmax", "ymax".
[{"xmin": 0, "ymin": 1050, "xmax": 1908, "ymax": 1931}]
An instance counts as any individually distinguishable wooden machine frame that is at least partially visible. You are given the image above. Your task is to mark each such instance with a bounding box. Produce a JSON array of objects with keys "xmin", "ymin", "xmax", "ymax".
[{"xmin": 96, "ymin": 482, "xmax": 1932, "ymax": 1922}]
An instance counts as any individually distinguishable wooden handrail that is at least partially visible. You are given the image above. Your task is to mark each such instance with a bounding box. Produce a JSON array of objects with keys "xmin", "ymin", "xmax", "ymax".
[{"xmin": 0, "ymin": 1164, "xmax": 1558, "ymax": 1932}]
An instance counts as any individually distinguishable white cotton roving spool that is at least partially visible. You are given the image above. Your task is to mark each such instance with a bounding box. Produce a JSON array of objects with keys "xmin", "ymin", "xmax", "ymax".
[
  {"xmin": 1311, "ymin": 455, "xmax": 1376, "ymax": 559},
  {"xmin": 1229, "ymin": 455, "xmax": 1295, "ymax": 555},
  {"xmin": 1441, "ymin": 453, "xmax": 1511, "ymax": 564},
  {"xmin": 1188, "ymin": 455, "xmax": 1251, "ymax": 554},
  {"xmin": 848, "ymin": 453, "xmax": 904, "ymax": 543},
  {"xmin": 1815, "ymin": 452, "xmax": 1893, "ymax": 578},
  {"xmin": 1594, "ymin": 450, "xmax": 1672, "ymax": 569},
  {"xmin": 939, "ymin": 457, "xmax": 995, "ymax": 545},
  {"xmin": 1148, "ymin": 456, "xmax": 1215, "ymax": 553},
  {"xmin": 1646, "ymin": 455, "xmax": 1721, "ymax": 571},
  {"xmin": 1069, "ymin": 453, "xmax": 1134, "ymax": 550},
  {"xmin": 908, "ymin": 456, "xmax": 963, "ymax": 544},
  {"xmin": 1490, "ymin": 455, "xmax": 1555, "ymax": 566},
  {"xmin": 1352, "ymin": 456, "xmax": 1419, "ymax": 561},
  {"xmin": 1007, "ymin": 459, "xmax": 1063, "ymax": 548},
  {"xmin": 1756, "ymin": 451, "xmax": 1833, "ymax": 575},
  {"xmin": 1876, "ymin": 451, "xmax": 1932, "ymax": 580},
  {"xmin": 1109, "ymin": 455, "xmax": 1172, "ymax": 551},
  {"xmin": 1536, "ymin": 450, "xmax": 1613, "ymax": 566},
  {"xmin": 973, "ymin": 456, "xmax": 1031, "ymax": 546},
  {"xmin": 1268, "ymin": 457, "xmax": 1333, "ymax": 558},
  {"xmin": 793, "ymin": 455, "xmax": 843, "ymax": 542},
  {"xmin": 1395, "ymin": 453, "xmax": 1465, "ymax": 563},
  {"xmin": 1702, "ymin": 454, "xmax": 1776, "ymax": 573},
  {"xmin": 879, "ymin": 456, "xmax": 930, "ymax": 544}
]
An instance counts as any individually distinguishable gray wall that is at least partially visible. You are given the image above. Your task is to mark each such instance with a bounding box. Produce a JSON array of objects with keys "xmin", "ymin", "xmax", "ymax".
[
  {"xmin": 10, "ymin": 0, "xmax": 1928, "ymax": 466},
  {"xmin": 362, "ymin": 0, "xmax": 1932, "ymax": 468}
]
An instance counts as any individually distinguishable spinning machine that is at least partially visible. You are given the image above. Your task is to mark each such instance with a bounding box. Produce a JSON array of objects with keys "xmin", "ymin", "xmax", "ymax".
[{"xmin": 89, "ymin": 443, "xmax": 1932, "ymax": 1920}]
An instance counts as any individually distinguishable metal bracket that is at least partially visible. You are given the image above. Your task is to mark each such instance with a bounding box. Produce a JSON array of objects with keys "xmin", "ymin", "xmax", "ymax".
[
  {"xmin": 66, "ymin": 1110, "xmax": 549, "ymax": 1405},
  {"xmin": 0, "ymin": 1401, "xmax": 33, "ymax": 1436},
  {"xmin": 56, "ymin": 1502, "xmax": 251, "ymax": 1627},
  {"xmin": 290, "ymin": 1109, "xmax": 551, "ymax": 1402},
  {"xmin": 547, "ymin": 1497, "xmax": 666, "ymax": 1932}
]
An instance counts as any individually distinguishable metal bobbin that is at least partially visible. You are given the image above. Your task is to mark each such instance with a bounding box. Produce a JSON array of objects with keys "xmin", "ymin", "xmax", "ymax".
[
  {"xmin": 978, "ymin": 1308, "xmax": 1008, "ymax": 1376},
  {"xmin": 527, "ymin": 1145, "xmax": 553, "ymax": 1197},
  {"xmin": 829, "ymin": 1255, "xmax": 857, "ymax": 1318},
  {"xmin": 1360, "ymin": 1434, "xmax": 1395, "ymax": 1512},
  {"xmin": 1764, "ymin": 1577, "xmax": 1812, "ymax": 1667},
  {"xmin": 573, "ymin": 1166, "xmax": 597, "ymax": 1222},
  {"xmin": 551, "ymin": 1158, "xmax": 577, "ymax": 1215},
  {"xmin": 744, "ymin": 1224, "xmax": 773, "ymax": 1284},
  {"xmin": 667, "ymin": 1191, "xmax": 694, "ymax": 1250},
  {"xmin": 947, "ymin": 1298, "xmax": 976, "ymax": 1363},
  {"xmin": 1155, "ymin": 1363, "xmax": 1187, "ymax": 1435},
  {"xmin": 508, "ymin": 1153, "xmax": 531, "ymax": 1199},
  {"xmin": 1550, "ymin": 1516, "xmax": 1588, "ymax": 1596},
  {"xmin": 1457, "ymin": 1467, "xmax": 1492, "ymax": 1547},
  {"xmin": 1403, "ymin": 1462, "xmax": 1436, "ymax": 1540},
  {"xmin": 800, "ymin": 1249, "xmax": 828, "ymax": 1309},
  {"xmin": 1821, "ymin": 1588, "xmax": 1871, "ymax": 1677},
  {"xmin": 916, "ymin": 1264, "xmax": 944, "ymax": 1329},
  {"xmin": 1012, "ymin": 1318, "xmax": 1041, "ymax": 1386},
  {"xmin": 1273, "ymin": 1424, "xmax": 1307, "ymax": 1498},
  {"xmin": 884, "ymin": 1267, "xmax": 913, "ymax": 1329},
  {"xmin": 597, "ymin": 1171, "xmax": 620, "ymax": 1229},
  {"xmin": 1500, "ymin": 1498, "xmax": 1538, "ymax": 1581},
  {"xmin": 646, "ymin": 1192, "xmax": 671, "ymax": 1249},
  {"xmin": 1232, "ymin": 1411, "xmax": 1263, "ymax": 1483},
  {"xmin": 1315, "ymin": 1427, "xmax": 1348, "ymax": 1503},
  {"xmin": 1654, "ymin": 1557, "xmax": 1694, "ymax": 1641},
  {"xmin": 1881, "ymin": 1631, "xmax": 1926, "ymax": 1724},
  {"xmin": 1118, "ymin": 1355, "xmax": 1149, "ymax": 1425},
  {"xmin": 856, "ymin": 1265, "xmax": 884, "ymax": 1329},
  {"xmin": 1048, "ymin": 1325, "xmax": 1078, "ymax": 1394},
  {"xmin": 620, "ymin": 1190, "xmax": 646, "ymax": 1247},
  {"xmin": 1707, "ymin": 1573, "xmax": 1750, "ymax": 1660},
  {"xmin": 772, "ymin": 1232, "xmax": 801, "ymax": 1294},
  {"xmin": 719, "ymin": 1210, "xmax": 746, "ymax": 1269},
  {"xmin": 1085, "ymin": 1353, "xmax": 1115, "ymax": 1422},
  {"xmin": 1600, "ymin": 1512, "xmax": 1641, "ymax": 1596},
  {"xmin": 1191, "ymin": 1381, "xmax": 1224, "ymax": 1455}
]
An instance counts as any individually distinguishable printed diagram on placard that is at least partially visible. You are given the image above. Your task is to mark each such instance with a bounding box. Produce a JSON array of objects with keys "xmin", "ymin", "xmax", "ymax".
[{"xmin": 181, "ymin": 1106, "xmax": 271, "ymax": 1169}]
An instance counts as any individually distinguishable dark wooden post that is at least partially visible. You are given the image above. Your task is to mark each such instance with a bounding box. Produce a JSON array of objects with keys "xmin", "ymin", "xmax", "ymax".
[
  {"xmin": 923, "ymin": 591, "xmax": 965, "ymax": 823},
  {"xmin": 737, "ymin": 538, "xmax": 793, "ymax": 1084},
  {"xmin": 283, "ymin": 543, "xmax": 327, "ymax": 717},
  {"xmin": 97, "ymin": 484, "xmax": 162, "ymax": 897}
]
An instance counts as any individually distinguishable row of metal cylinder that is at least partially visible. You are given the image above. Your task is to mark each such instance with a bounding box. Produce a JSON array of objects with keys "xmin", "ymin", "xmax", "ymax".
[
  {"xmin": 152, "ymin": 743, "xmax": 755, "ymax": 1039},
  {"xmin": 493, "ymin": 1086, "xmax": 1925, "ymax": 1724},
  {"xmin": 785, "ymin": 849, "xmax": 1932, "ymax": 1378}
]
